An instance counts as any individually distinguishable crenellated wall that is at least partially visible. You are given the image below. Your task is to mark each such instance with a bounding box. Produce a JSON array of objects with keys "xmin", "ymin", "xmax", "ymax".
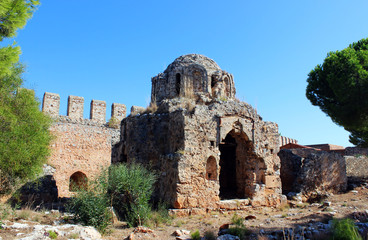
[{"xmin": 42, "ymin": 92, "xmax": 125, "ymax": 197}]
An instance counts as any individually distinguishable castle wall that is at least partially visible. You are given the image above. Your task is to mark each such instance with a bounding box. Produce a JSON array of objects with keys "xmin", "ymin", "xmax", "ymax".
[{"xmin": 43, "ymin": 92, "xmax": 124, "ymax": 198}]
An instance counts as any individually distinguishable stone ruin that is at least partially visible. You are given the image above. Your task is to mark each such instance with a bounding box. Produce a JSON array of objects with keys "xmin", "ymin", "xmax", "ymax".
[
  {"xmin": 36, "ymin": 54, "xmax": 355, "ymax": 212},
  {"xmin": 114, "ymin": 54, "xmax": 283, "ymax": 212}
]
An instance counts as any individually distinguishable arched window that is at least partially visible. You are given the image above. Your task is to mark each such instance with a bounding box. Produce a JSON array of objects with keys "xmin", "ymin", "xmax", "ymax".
[
  {"xmin": 211, "ymin": 75, "xmax": 216, "ymax": 88},
  {"xmin": 69, "ymin": 171, "xmax": 88, "ymax": 192},
  {"xmin": 206, "ymin": 156, "xmax": 218, "ymax": 181},
  {"xmin": 176, "ymin": 73, "xmax": 181, "ymax": 95}
]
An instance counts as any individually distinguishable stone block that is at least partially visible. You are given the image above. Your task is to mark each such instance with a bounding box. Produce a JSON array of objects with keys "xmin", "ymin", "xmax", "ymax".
[
  {"xmin": 265, "ymin": 175, "xmax": 280, "ymax": 188},
  {"xmin": 67, "ymin": 95, "xmax": 84, "ymax": 120},
  {"xmin": 90, "ymin": 100, "xmax": 106, "ymax": 123},
  {"xmin": 111, "ymin": 103, "xmax": 126, "ymax": 122},
  {"xmin": 42, "ymin": 92, "xmax": 60, "ymax": 117}
]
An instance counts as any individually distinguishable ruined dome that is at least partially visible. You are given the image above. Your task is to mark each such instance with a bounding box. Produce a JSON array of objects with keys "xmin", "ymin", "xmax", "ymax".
[
  {"xmin": 164, "ymin": 54, "xmax": 221, "ymax": 74},
  {"xmin": 151, "ymin": 54, "xmax": 236, "ymax": 103}
]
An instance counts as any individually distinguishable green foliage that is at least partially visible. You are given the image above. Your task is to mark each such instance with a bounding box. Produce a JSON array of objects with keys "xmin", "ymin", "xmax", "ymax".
[
  {"xmin": 68, "ymin": 163, "xmax": 157, "ymax": 230},
  {"xmin": 0, "ymin": 0, "xmax": 52, "ymax": 194},
  {"xmin": 229, "ymin": 213, "xmax": 250, "ymax": 239},
  {"xmin": 349, "ymin": 130, "xmax": 368, "ymax": 147},
  {"xmin": 331, "ymin": 218, "xmax": 362, "ymax": 240},
  {"xmin": 107, "ymin": 163, "xmax": 157, "ymax": 227},
  {"xmin": 47, "ymin": 230, "xmax": 58, "ymax": 239},
  {"xmin": 67, "ymin": 180, "xmax": 112, "ymax": 233},
  {"xmin": 231, "ymin": 213, "xmax": 244, "ymax": 227},
  {"xmin": 0, "ymin": 0, "xmax": 40, "ymax": 40},
  {"xmin": 0, "ymin": 88, "xmax": 53, "ymax": 193},
  {"xmin": 306, "ymin": 38, "xmax": 368, "ymax": 146},
  {"xmin": 191, "ymin": 230, "xmax": 201, "ymax": 240}
]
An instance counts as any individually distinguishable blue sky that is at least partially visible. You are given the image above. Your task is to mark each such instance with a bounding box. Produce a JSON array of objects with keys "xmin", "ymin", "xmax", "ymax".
[{"xmin": 10, "ymin": 0, "xmax": 368, "ymax": 147}]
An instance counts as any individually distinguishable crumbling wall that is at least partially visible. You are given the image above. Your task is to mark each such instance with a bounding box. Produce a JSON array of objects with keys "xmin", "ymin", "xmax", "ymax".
[
  {"xmin": 278, "ymin": 149, "xmax": 347, "ymax": 195},
  {"xmin": 119, "ymin": 110, "xmax": 185, "ymax": 205},
  {"xmin": 43, "ymin": 92, "xmax": 124, "ymax": 198}
]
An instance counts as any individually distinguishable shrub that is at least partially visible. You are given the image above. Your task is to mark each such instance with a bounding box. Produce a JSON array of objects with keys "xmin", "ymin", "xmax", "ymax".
[
  {"xmin": 332, "ymin": 218, "xmax": 362, "ymax": 240},
  {"xmin": 231, "ymin": 213, "xmax": 244, "ymax": 227},
  {"xmin": 204, "ymin": 230, "xmax": 216, "ymax": 240},
  {"xmin": 191, "ymin": 229, "xmax": 201, "ymax": 240},
  {"xmin": 229, "ymin": 213, "xmax": 250, "ymax": 239},
  {"xmin": 67, "ymin": 186, "xmax": 111, "ymax": 233},
  {"xmin": 47, "ymin": 230, "xmax": 58, "ymax": 239},
  {"xmin": 107, "ymin": 117, "xmax": 120, "ymax": 129},
  {"xmin": 146, "ymin": 202, "xmax": 173, "ymax": 227},
  {"xmin": 107, "ymin": 163, "xmax": 157, "ymax": 227}
]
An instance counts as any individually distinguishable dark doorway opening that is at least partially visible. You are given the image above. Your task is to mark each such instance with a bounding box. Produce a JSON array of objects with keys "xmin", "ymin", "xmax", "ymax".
[{"xmin": 219, "ymin": 133, "xmax": 238, "ymax": 199}]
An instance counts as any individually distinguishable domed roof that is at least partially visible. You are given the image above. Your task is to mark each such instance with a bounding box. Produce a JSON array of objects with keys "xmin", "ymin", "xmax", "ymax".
[{"xmin": 164, "ymin": 54, "xmax": 221, "ymax": 73}]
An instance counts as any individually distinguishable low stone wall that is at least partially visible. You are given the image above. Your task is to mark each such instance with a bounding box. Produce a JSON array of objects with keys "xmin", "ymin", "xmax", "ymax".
[
  {"xmin": 278, "ymin": 149, "xmax": 347, "ymax": 195},
  {"xmin": 344, "ymin": 147, "xmax": 368, "ymax": 179}
]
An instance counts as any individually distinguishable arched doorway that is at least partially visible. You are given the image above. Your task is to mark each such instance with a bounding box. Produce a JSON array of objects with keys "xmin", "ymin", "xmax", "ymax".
[
  {"xmin": 69, "ymin": 171, "xmax": 88, "ymax": 192},
  {"xmin": 219, "ymin": 133, "xmax": 237, "ymax": 199},
  {"xmin": 219, "ymin": 129, "xmax": 266, "ymax": 200}
]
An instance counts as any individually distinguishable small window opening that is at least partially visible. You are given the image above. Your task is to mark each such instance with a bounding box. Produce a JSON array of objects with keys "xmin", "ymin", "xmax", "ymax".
[
  {"xmin": 206, "ymin": 156, "xmax": 218, "ymax": 181},
  {"xmin": 210, "ymin": 141, "xmax": 215, "ymax": 147},
  {"xmin": 176, "ymin": 73, "xmax": 181, "ymax": 95}
]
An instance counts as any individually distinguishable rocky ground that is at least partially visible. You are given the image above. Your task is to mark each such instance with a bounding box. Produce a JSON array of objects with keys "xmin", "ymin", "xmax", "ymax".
[{"xmin": 1, "ymin": 182, "xmax": 368, "ymax": 240}]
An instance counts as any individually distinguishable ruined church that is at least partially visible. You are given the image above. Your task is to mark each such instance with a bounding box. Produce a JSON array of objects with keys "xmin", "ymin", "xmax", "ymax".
[{"xmin": 43, "ymin": 54, "xmax": 284, "ymax": 211}]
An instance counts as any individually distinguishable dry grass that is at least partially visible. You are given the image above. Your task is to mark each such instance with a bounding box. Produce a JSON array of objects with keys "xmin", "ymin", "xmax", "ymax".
[{"xmin": 145, "ymin": 101, "xmax": 158, "ymax": 113}]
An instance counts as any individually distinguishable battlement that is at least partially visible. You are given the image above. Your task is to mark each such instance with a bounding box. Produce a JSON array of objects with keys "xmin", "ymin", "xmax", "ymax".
[{"xmin": 42, "ymin": 92, "xmax": 126, "ymax": 123}]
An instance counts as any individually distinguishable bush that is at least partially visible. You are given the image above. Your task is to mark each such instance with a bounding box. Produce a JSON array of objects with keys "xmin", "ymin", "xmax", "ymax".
[
  {"xmin": 68, "ymin": 163, "xmax": 157, "ymax": 230},
  {"xmin": 228, "ymin": 213, "xmax": 250, "ymax": 239},
  {"xmin": 332, "ymin": 218, "xmax": 362, "ymax": 240},
  {"xmin": 107, "ymin": 163, "xmax": 157, "ymax": 227},
  {"xmin": 191, "ymin": 229, "xmax": 201, "ymax": 240},
  {"xmin": 204, "ymin": 230, "xmax": 216, "ymax": 240},
  {"xmin": 67, "ymin": 185, "xmax": 111, "ymax": 233}
]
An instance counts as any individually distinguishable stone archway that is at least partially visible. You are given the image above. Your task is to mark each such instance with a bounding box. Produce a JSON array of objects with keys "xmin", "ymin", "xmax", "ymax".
[
  {"xmin": 219, "ymin": 129, "xmax": 266, "ymax": 200},
  {"xmin": 69, "ymin": 171, "xmax": 88, "ymax": 192}
]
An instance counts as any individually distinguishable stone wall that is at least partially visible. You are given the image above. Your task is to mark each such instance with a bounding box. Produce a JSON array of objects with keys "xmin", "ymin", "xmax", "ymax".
[
  {"xmin": 43, "ymin": 92, "xmax": 124, "ymax": 198},
  {"xmin": 344, "ymin": 147, "xmax": 368, "ymax": 179},
  {"xmin": 278, "ymin": 149, "xmax": 347, "ymax": 195}
]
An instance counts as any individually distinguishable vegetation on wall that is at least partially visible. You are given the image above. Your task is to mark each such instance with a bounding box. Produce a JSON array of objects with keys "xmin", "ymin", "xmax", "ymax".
[
  {"xmin": 0, "ymin": 0, "xmax": 53, "ymax": 194},
  {"xmin": 306, "ymin": 38, "xmax": 368, "ymax": 147}
]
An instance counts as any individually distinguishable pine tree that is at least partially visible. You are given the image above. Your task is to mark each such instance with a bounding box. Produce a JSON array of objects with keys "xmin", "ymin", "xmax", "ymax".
[{"xmin": 0, "ymin": 0, "xmax": 53, "ymax": 194}]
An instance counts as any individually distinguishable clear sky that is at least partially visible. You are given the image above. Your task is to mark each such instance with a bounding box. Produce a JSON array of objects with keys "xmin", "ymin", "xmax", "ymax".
[{"xmin": 10, "ymin": 0, "xmax": 368, "ymax": 147}]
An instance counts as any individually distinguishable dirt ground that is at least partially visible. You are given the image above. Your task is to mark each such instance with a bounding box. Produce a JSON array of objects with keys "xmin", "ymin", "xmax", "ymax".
[{"xmin": 1, "ymin": 183, "xmax": 368, "ymax": 240}]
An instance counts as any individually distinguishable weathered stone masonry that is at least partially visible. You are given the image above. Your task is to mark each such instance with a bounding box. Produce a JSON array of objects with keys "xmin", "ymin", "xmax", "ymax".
[
  {"xmin": 43, "ymin": 92, "xmax": 126, "ymax": 197},
  {"xmin": 116, "ymin": 54, "xmax": 283, "ymax": 210}
]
